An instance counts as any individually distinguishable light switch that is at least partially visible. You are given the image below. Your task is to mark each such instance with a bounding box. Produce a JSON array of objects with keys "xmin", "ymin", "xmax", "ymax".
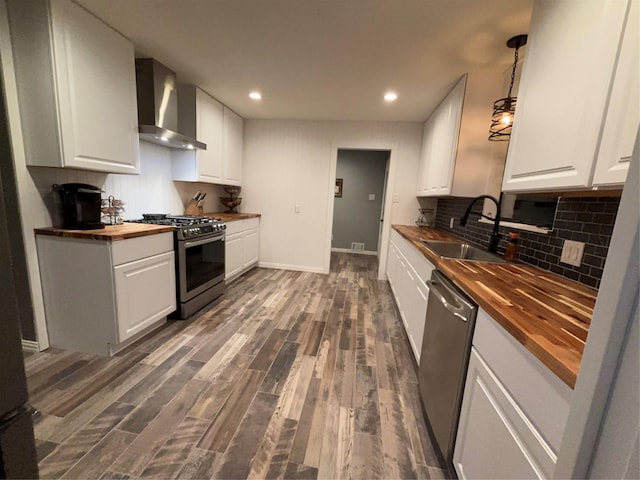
[
  {"xmin": 294, "ymin": 204, "xmax": 301, "ymax": 213},
  {"xmin": 369, "ymin": 194, "xmax": 375, "ymax": 201},
  {"xmin": 392, "ymin": 194, "xmax": 399, "ymax": 203},
  {"xmin": 560, "ymin": 240, "xmax": 584, "ymax": 267}
]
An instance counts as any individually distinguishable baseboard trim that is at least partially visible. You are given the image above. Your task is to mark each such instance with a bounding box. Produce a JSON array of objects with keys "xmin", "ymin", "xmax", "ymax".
[
  {"xmin": 21, "ymin": 340, "xmax": 39, "ymax": 352},
  {"xmin": 331, "ymin": 248, "xmax": 378, "ymax": 256},
  {"xmin": 258, "ymin": 262, "xmax": 325, "ymax": 274}
]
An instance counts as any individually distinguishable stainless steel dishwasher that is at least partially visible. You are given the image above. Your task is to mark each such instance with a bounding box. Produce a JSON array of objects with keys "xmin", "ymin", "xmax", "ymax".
[{"xmin": 418, "ymin": 269, "xmax": 478, "ymax": 466}]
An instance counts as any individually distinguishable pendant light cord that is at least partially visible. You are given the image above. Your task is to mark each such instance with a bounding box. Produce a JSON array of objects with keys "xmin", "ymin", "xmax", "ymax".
[{"xmin": 507, "ymin": 45, "xmax": 520, "ymax": 99}]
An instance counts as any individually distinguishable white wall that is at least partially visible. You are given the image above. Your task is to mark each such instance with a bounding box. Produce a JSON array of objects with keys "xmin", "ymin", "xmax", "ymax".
[{"xmin": 243, "ymin": 120, "xmax": 424, "ymax": 273}]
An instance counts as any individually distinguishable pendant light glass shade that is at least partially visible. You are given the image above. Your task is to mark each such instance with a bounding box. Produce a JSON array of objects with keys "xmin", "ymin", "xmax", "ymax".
[{"xmin": 489, "ymin": 35, "xmax": 527, "ymax": 141}]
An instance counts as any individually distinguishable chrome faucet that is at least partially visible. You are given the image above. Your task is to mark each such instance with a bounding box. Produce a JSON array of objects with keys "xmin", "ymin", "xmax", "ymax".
[{"xmin": 460, "ymin": 195, "xmax": 502, "ymax": 253}]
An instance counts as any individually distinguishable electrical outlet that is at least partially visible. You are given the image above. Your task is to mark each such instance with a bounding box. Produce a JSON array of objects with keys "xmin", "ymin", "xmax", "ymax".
[
  {"xmin": 450, "ymin": 217, "xmax": 455, "ymax": 228},
  {"xmin": 369, "ymin": 194, "xmax": 375, "ymax": 201},
  {"xmin": 560, "ymin": 240, "xmax": 585, "ymax": 267}
]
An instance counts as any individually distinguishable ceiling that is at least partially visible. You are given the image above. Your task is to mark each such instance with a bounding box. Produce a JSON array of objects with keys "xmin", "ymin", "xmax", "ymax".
[{"xmin": 75, "ymin": 0, "xmax": 533, "ymax": 122}]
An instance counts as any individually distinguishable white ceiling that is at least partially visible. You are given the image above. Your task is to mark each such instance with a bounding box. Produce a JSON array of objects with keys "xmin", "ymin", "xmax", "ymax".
[{"xmin": 75, "ymin": 0, "xmax": 533, "ymax": 122}]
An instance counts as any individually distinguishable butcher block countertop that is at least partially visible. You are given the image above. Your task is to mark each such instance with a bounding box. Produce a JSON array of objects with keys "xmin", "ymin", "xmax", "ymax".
[
  {"xmin": 393, "ymin": 225, "xmax": 596, "ymax": 388},
  {"xmin": 202, "ymin": 212, "xmax": 261, "ymax": 222},
  {"xmin": 34, "ymin": 224, "xmax": 174, "ymax": 241}
]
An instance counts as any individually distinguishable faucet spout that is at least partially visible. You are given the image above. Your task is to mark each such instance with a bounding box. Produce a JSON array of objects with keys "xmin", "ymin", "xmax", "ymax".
[{"xmin": 460, "ymin": 195, "xmax": 502, "ymax": 253}]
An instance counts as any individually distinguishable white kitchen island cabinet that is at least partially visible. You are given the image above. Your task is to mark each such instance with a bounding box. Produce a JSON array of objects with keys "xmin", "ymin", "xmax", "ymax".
[
  {"xmin": 387, "ymin": 229, "xmax": 435, "ymax": 362},
  {"xmin": 7, "ymin": 0, "xmax": 140, "ymax": 174},
  {"xmin": 36, "ymin": 232, "xmax": 176, "ymax": 356},
  {"xmin": 502, "ymin": 0, "xmax": 635, "ymax": 193},
  {"xmin": 225, "ymin": 217, "xmax": 260, "ymax": 282},
  {"xmin": 454, "ymin": 308, "xmax": 572, "ymax": 479}
]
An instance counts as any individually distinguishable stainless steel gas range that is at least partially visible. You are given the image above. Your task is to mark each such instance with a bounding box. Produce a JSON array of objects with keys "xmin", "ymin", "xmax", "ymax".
[{"xmin": 129, "ymin": 214, "xmax": 226, "ymax": 319}]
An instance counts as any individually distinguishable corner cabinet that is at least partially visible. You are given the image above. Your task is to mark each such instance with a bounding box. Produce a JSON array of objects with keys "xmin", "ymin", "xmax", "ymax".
[
  {"xmin": 36, "ymin": 232, "xmax": 176, "ymax": 356},
  {"xmin": 225, "ymin": 218, "xmax": 260, "ymax": 282},
  {"xmin": 7, "ymin": 0, "xmax": 140, "ymax": 174},
  {"xmin": 417, "ymin": 73, "xmax": 509, "ymax": 198},
  {"xmin": 173, "ymin": 86, "xmax": 224, "ymax": 183},
  {"xmin": 453, "ymin": 309, "xmax": 572, "ymax": 479},
  {"xmin": 386, "ymin": 230, "xmax": 435, "ymax": 361},
  {"xmin": 502, "ymin": 0, "xmax": 636, "ymax": 192}
]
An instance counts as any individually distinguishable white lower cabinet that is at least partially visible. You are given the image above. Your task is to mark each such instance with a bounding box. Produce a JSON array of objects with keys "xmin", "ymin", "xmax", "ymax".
[
  {"xmin": 387, "ymin": 230, "xmax": 435, "ymax": 362},
  {"xmin": 225, "ymin": 233, "xmax": 244, "ymax": 280},
  {"xmin": 36, "ymin": 232, "xmax": 176, "ymax": 356},
  {"xmin": 454, "ymin": 309, "xmax": 572, "ymax": 479},
  {"xmin": 225, "ymin": 218, "xmax": 260, "ymax": 281},
  {"xmin": 114, "ymin": 251, "xmax": 176, "ymax": 342}
]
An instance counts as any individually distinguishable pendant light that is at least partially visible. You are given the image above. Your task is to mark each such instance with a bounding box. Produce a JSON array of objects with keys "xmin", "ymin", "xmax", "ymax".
[{"xmin": 489, "ymin": 34, "xmax": 528, "ymax": 141}]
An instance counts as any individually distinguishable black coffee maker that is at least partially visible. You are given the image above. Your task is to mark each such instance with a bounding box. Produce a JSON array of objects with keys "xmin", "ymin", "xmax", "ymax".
[{"xmin": 52, "ymin": 183, "xmax": 104, "ymax": 230}]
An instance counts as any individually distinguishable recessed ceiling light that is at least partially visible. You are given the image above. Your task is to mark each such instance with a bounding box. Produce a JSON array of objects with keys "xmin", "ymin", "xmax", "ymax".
[
  {"xmin": 249, "ymin": 91, "xmax": 262, "ymax": 100},
  {"xmin": 384, "ymin": 92, "xmax": 398, "ymax": 102}
]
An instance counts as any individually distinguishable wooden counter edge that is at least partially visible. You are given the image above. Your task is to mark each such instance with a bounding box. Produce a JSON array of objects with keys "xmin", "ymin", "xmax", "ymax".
[
  {"xmin": 202, "ymin": 212, "xmax": 261, "ymax": 222},
  {"xmin": 34, "ymin": 225, "xmax": 174, "ymax": 241}
]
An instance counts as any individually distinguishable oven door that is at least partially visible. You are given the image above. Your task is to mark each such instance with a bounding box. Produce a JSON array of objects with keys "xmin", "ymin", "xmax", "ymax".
[{"xmin": 177, "ymin": 232, "xmax": 225, "ymax": 302}]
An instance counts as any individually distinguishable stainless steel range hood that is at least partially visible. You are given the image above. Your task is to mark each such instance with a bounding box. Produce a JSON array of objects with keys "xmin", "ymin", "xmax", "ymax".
[{"xmin": 135, "ymin": 58, "xmax": 206, "ymax": 150}]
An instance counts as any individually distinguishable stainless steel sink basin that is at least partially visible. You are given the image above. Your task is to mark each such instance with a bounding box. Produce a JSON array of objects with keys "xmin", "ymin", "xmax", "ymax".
[{"xmin": 420, "ymin": 240, "xmax": 507, "ymax": 263}]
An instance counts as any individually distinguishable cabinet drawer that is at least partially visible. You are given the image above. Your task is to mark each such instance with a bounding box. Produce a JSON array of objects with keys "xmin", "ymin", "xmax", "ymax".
[
  {"xmin": 473, "ymin": 308, "xmax": 572, "ymax": 452},
  {"xmin": 225, "ymin": 217, "xmax": 259, "ymax": 235},
  {"xmin": 110, "ymin": 232, "xmax": 173, "ymax": 266}
]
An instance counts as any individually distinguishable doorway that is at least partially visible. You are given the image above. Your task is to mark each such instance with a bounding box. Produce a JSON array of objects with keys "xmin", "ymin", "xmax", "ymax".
[{"xmin": 331, "ymin": 149, "xmax": 390, "ymax": 256}]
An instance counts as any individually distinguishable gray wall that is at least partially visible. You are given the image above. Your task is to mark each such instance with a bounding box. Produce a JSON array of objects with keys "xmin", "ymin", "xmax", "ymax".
[{"xmin": 332, "ymin": 149, "xmax": 388, "ymax": 252}]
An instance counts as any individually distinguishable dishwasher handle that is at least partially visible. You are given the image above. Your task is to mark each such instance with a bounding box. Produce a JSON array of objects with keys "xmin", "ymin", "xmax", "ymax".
[{"xmin": 427, "ymin": 272, "xmax": 476, "ymax": 323}]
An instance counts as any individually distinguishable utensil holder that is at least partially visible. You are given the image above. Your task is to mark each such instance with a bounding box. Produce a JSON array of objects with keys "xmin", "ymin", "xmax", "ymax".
[{"xmin": 185, "ymin": 199, "xmax": 203, "ymax": 216}]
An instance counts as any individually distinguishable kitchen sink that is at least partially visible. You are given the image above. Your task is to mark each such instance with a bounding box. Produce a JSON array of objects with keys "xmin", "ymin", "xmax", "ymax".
[{"xmin": 420, "ymin": 240, "xmax": 507, "ymax": 264}]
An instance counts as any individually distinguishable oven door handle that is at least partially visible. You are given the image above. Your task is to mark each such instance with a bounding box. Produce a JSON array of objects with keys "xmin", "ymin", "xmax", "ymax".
[{"xmin": 184, "ymin": 235, "xmax": 224, "ymax": 249}]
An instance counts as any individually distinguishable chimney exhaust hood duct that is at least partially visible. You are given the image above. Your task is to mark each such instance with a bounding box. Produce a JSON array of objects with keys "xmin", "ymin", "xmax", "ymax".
[{"xmin": 135, "ymin": 58, "xmax": 206, "ymax": 150}]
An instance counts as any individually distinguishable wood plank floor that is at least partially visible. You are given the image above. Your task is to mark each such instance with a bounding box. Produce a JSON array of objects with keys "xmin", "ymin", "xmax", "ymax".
[{"xmin": 25, "ymin": 252, "xmax": 449, "ymax": 479}]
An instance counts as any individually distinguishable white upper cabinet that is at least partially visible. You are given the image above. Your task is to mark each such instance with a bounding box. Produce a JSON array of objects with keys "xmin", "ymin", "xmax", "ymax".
[
  {"xmin": 222, "ymin": 106, "xmax": 243, "ymax": 186},
  {"xmin": 173, "ymin": 90, "xmax": 243, "ymax": 186},
  {"xmin": 593, "ymin": 0, "xmax": 639, "ymax": 186},
  {"xmin": 502, "ymin": 0, "xmax": 633, "ymax": 192},
  {"xmin": 7, "ymin": 0, "xmax": 140, "ymax": 174},
  {"xmin": 417, "ymin": 76, "xmax": 465, "ymax": 197},
  {"xmin": 173, "ymin": 86, "xmax": 224, "ymax": 183},
  {"xmin": 417, "ymin": 73, "xmax": 509, "ymax": 198}
]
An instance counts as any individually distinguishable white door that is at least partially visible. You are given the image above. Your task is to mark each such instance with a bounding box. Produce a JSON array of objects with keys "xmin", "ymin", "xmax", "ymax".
[{"xmin": 377, "ymin": 158, "xmax": 390, "ymax": 256}]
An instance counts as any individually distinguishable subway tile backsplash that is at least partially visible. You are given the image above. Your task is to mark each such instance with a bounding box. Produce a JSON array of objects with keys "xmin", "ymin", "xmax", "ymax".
[{"xmin": 435, "ymin": 196, "xmax": 621, "ymax": 289}]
